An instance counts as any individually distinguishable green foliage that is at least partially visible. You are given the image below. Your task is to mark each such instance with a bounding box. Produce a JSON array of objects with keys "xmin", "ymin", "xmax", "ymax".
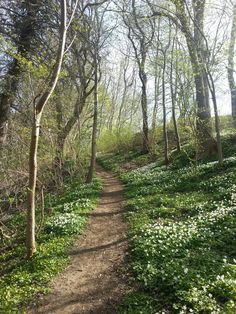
[
  {"xmin": 221, "ymin": 133, "xmax": 236, "ymax": 158},
  {"xmin": 102, "ymin": 154, "xmax": 236, "ymax": 313},
  {"xmin": 118, "ymin": 292, "xmax": 158, "ymax": 314},
  {"xmin": 0, "ymin": 178, "xmax": 101, "ymax": 313},
  {"xmin": 97, "ymin": 151, "xmax": 150, "ymax": 173},
  {"xmin": 97, "ymin": 128, "xmax": 140, "ymax": 154},
  {"xmin": 45, "ymin": 212, "xmax": 87, "ymax": 236},
  {"xmin": 169, "ymin": 144, "xmax": 196, "ymax": 168},
  {"xmin": 97, "ymin": 153, "xmax": 129, "ymax": 172}
]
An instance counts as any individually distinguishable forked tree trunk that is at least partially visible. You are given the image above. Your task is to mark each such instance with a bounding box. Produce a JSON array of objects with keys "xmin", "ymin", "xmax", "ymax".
[
  {"xmin": 126, "ymin": 0, "xmax": 151, "ymax": 154},
  {"xmin": 26, "ymin": 0, "xmax": 67, "ymax": 258}
]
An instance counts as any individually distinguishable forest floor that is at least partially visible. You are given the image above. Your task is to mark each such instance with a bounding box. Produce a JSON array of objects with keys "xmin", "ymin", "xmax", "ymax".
[{"xmin": 30, "ymin": 165, "xmax": 133, "ymax": 314}]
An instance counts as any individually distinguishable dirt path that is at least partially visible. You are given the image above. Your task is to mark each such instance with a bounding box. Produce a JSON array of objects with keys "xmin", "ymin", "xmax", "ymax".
[{"xmin": 31, "ymin": 165, "xmax": 132, "ymax": 314}]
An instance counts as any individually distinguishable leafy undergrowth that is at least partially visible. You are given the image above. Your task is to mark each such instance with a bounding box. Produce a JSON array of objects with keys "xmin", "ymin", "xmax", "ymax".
[
  {"xmin": 100, "ymin": 154, "xmax": 236, "ymax": 313},
  {"xmin": 0, "ymin": 178, "xmax": 102, "ymax": 313},
  {"xmin": 97, "ymin": 151, "xmax": 152, "ymax": 172}
]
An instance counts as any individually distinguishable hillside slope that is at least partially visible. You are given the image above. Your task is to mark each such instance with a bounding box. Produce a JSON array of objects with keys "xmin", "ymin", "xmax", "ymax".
[{"xmin": 99, "ymin": 154, "xmax": 236, "ymax": 313}]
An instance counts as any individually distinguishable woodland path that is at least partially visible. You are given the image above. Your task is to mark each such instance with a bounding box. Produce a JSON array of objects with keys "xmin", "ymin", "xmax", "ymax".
[{"xmin": 31, "ymin": 165, "xmax": 132, "ymax": 314}]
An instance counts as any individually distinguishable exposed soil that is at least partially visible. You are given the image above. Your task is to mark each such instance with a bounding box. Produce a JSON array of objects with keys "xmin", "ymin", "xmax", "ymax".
[{"xmin": 30, "ymin": 165, "xmax": 132, "ymax": 314}]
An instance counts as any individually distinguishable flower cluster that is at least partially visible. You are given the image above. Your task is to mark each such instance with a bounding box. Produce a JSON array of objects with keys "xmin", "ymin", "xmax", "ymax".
[
  {"xmin": 45, "ymin": 212, "xmax": 87, "ymax": 236},
  {"xmin": 124, "ymin": 157, "xmax": 236, "ymax": 313}
]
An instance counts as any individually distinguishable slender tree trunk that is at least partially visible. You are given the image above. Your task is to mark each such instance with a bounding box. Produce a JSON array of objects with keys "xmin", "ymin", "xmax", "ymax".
[
  {"xmin": 54, "ymin": 93, "xmax": 87, "ymax": 169},
  {"xmin": 140, "ymin": 69, "xmax": 149, "ymax": 154},
  {"xmin": 207, "ymin": 71, "xmax": 223, "ymax": 165},
  {"xmin": 99, "ymin": 76, "xmax": 110, "ymax": 132},
  {"xmin": 117, "ymin": 56, "xmax": 130, "ymax": 130},
  {"xmin": 228, "ymin": 2, "xmax": 236, "ymax": 121},
  {"xmin": 211, "ymin": 88, "xmax": 223, "ymax": 166},
  {"xmin": 108, "ymin": 65, "xmax": 122, "ymax": 131},
  {"xmin": 152, "ymin": 20, "xmax": 161, "ymax": 132},
  {"xmin": 27, "ymin": 111, "xmax": 41, "ymax": 257},
  {"xmin": 170, "ymin": 37, "xmax": 181, "ymax": 153},
  {"xmin": 162, "ymin": 57, "xmax": 169, "ymax": 166},
  {"xmin": 152, "ymin": 61, "xmax": 161, "ymax": 132},
  {"xmin": 26, "ymin": 0, "xmax": 67, "ymax": 258},
  {"xmin": 86, "ymin": 59, "xmax": 98, "ymax": 184},
  {"xmin": 129, "ymin": 77, "xmax": 137, "ymax": 127}
]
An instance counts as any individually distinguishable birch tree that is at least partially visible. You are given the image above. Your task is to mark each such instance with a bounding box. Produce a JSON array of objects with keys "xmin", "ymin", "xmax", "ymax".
[{"xmin": 27, "ymin": 0, "xmax": 68, "ymax": 258}]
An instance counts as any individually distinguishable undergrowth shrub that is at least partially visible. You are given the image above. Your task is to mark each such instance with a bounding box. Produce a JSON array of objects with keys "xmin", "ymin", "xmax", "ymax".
[{"xmin": 98, "ymin": 127, "xmax": 138, "ymax": 154}]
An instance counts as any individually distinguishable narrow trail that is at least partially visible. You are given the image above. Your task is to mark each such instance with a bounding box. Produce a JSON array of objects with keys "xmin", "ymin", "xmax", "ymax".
[{"xmin": 32, "ymin": 165, "xmax": 132, "ymax": 314}]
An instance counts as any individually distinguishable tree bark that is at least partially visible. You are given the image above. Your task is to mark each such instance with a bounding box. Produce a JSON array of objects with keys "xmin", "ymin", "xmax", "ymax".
[
  {"xmin": 26, "ymin": 0, "xmax": 67, "ymax": 258},
  {"xmin": 192, "ymin": 0, "xmax": 212, "ymax": 153},
  {"xmin": 86, "ymin": 58, "xmax": 98, "ymax": 184},
  {"xmin": 162, "ymin": 56, "xmax": 169, "ymax": 166},
  {"xmin": 170, "ymin": 36, "xmax": 181, "ymax": 153},
  {"xmin": 149, "ymin": 1, "xmax": 213, "ymax": 153},
  {"xmin": 152, "ymin": 62, "xmax": 161, "ymax": 132},
  {"xmin": 27, "ymin": 111, "xmax": 41, "ymax": 257},
  {"xmin": 176, "ymin": 1, "xmax": 212, "ymax": 154},
  {"xmin": 54, "ymin": 93, "xmax": 88, "ymax": 170},
  {"xmin": 140, "ymin": 66, "xmax": 149, "ymax": 154},
  {"xmin": 124, "ymin": 0, "xmax": 152, "ymax": 154},
  {"xmin": 228, "ymin": 2, "xmax": 236, "ymax": 121}
]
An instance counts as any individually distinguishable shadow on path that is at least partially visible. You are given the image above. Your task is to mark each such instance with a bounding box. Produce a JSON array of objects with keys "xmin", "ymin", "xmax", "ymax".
[{"xmin": 30, "ymin": 165, "xmax": 133, "ymax": 314}]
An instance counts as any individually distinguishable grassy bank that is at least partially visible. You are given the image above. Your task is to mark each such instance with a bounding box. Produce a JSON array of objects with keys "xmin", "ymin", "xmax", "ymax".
[
  {"xmin": 0, "ymin": 178, "xmax": 102, "ymax": 313},
  {"xmin": 98, "ymin": 154, "xmax": 236, "ymax": 313}
]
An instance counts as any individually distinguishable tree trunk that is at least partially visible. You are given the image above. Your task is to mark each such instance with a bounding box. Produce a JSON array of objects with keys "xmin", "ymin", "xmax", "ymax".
[
  {"xmin": 125, "ymin": 1, "xmax": 151, "ymax": 154},
  {"xmin": 162, "ymin": 57, "xmax": 169, "ymax": 166},
  {"xmin": 26, "ymin": 0, "xmax": 67, "ymax": 258},
  {"xmin": 54, "ymin": 95, "xmax": 85, "ymax": 169},
  {"xmin": 27, "ymin": 111, "xmax": 41, "ymax": 257},
  {"xmin": 140, "ymin": 69, "xmax": 149, "ymax": 154},
  {"xmin": 192, "ymin": 0, "xmax": 212, "ymax": 153},
  {"xmin": 211, "ymin": 85, "xmax": 223, "ymax": 166},
  {"xmin": 86, "ymin": 59, "xmax": 98, "ymax": 184},
  {"xmin": 148, "ymin": 1, "xmax": 212, "ymax": 152},
  {"xmin": 207, "ymin": 70, "xmax": 223, "ymax": 165},
  {"xmin": 170, "ymin": 36, "xmax": 181, "ymax": 153},
  {"xmin": 174, "ymin": 1, "xmax": 212, "ymax": 154},
  {"xmin": 152, "ymin": 60, "xmax": 161, "ymax": 132},
  {"xmin": 228, "ymin": 2, "xmax": 236, "ymax": 121}
]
